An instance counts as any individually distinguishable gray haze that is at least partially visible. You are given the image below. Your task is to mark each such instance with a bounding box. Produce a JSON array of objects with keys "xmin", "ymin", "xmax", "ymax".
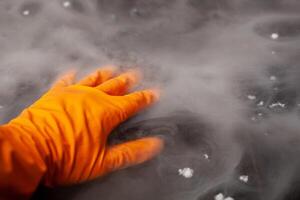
[{"xmin": 2, "ymin": 0, "xmax": 300, "ymax": 200}]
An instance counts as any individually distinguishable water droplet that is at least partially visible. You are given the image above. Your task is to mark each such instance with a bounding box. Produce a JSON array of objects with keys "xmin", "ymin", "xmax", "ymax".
[
  {"xmin": 247, "ymin": 95, "xmax": 256, "ymax": 100},
  {"xmin": 250, "ymin": 116, "xmax": 257, "ymax": 121},
  {"xmin": 214, "ymin": 193, "xmax": 233, "ymax": 200},
  {"xmin": 214, "ymin": 193, "xmax": 224, "ymax": 200},
  {"xmin": 270, "ymin": 75, "xmax": 277, "ymax": 81},
  {"xmin": 19, "ymin": 2, "xmax": 41, "ymax": 17},
  {"xmin": 129, "ymin": 7, "xmax": 140, "ymax": 17},
  {"xmin": 239, "ymin": 175, "xmax": 249, "ymax": 183},
  {"xmin": 273, "ymin": 87, "xmax": 279, "ymax": 91},
  {"xmin": 22, "ymin": 10, "xmax": 30, "ymax": 16},
  {"xmin": 257, "ymin": 101, "xmax": 264, "ymax": 106},
  {"xmin": 178, "ymin": 167, "xmax": 194, "ymax": 178},
  {"xmin": 203, "ymin": 153, "xmax": 209, "ymax": 159},
  {"xmin": 62, "ymin": 1, "xmax": 72, "ymax": 8},
  {"xmin": 269, "ymin": 102, "xmax": 286, "ymax": 109},
  {"xmin": 251, "ymin": 112, "xmax": 265, "ymax": 122},
  {"xmin": 271, "ymin": 33, "xmax": 279, "ymax": 40}
]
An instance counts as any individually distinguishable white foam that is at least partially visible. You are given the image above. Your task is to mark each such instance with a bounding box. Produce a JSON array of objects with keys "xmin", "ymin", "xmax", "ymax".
[
  {"xmin": 239, "ymin": 175, "xmax": 249, "ymax": 183},
  {"xmin": 178, "ymin": 167, "xmax": 194, "ymax": 178}
]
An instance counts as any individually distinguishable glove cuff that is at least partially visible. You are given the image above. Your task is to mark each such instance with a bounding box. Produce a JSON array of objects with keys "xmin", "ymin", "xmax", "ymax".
[{"xmin": 0, "ymin": 124, "xmax": 48, "ymax": 198}]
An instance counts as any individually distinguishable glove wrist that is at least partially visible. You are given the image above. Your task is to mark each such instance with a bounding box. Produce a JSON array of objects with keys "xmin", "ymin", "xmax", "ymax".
[
  {"xmin": 0, "ymin": 124, "xmax": 48, "ymax": 197},
  {"xmin": 0, "ymin": 123, "xmax": 48, "ymax": 169}
]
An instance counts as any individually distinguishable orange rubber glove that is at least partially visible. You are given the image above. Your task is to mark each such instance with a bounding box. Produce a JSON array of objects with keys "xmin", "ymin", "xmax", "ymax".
[{"xmin": 0, "ymin": 67, "xmax": 163, "ymax": 200}]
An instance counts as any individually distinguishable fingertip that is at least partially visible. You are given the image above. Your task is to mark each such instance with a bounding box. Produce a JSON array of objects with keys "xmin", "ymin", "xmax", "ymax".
[
  {"xmin": 100, "ymin": 65, "xmax": 119, "ymax": 74},
  {"xmin": 95, "ymin": 65, "xmax": 118, "ymax": 80},
  {"xmin": 120, "ymin": 89, "xmax": 160, "ymax": 120},
  {"xmin": 51, "ymin": 69, "xmax": 77, "ymax": 89},
  {"xmin": 60, "ymin": 69, "xmax": 77, "ymax": 79},
  {"xmin": 96, "ymin": 69, "xmax": 142, "ymax": 95},
  {"xmin": 127, "ymin": 136, "xmax": 164, "ymax": 164},
  {"xmin": 122, "ymin": 70, "xmax": 141, "ymax": 88},
  {"xmin": 138, "ymin": 89, "xmax": 161, "ymax": 104},
  {"xmin": 148, "ymin": 88, "xmax": 161, "ymax": 101},
  {"xmin": 77, "ymin": 65, "xmax": 118, "ymax": 87},
  {"xmin": 104, "ymin": 136, "xmax": 164, "ymax": 172},
  {"xmin": 142, "ymin": 136, "xmax": 164, "ymax": 155}
]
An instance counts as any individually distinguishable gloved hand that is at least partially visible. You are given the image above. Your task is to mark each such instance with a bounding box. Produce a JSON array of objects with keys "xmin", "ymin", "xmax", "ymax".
[{"xmin": 0, "ymin": 66, "xmax": 163, "ymax": 199}]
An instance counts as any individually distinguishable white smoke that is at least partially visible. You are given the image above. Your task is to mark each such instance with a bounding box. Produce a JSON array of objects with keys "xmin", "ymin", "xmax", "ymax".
[{"xmin": 2, "ymin": 1, "xmax": 300, "ymax": 200}]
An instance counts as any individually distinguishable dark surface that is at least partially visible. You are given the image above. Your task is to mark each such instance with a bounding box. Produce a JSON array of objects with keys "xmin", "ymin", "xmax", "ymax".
[
  {"xmin": 10, "ymin": 0, "xmax": 300, "ymax": 199},
  {"xmin": 32, "ymin": 110, "xmax": 300, "ymax": 200}
]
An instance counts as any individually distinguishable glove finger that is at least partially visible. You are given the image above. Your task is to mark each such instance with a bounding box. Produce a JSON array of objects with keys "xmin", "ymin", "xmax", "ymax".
[
  {"xmin": 102, "ymin": 137, "xmax": 163, "ymax": 173},
  {"xmin": 96, "ymin": 70, "xmax": 140, "ymax": 95},
  {"xmin": 116, "ymin": 89, "xmax": 160, "ymax": 122},
  {"xmin": 51, "ymin": 70, "xmax": 76, "ymax": 89},
  {"xmin": 77, "ymin": 66, "xmax": 117, "ymax": 87}
]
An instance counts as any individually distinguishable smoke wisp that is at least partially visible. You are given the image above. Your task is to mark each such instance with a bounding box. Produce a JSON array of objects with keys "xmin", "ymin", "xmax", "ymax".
[{"xmin": 2, "ymin": 0, "xmax": 300, "ymax": 200}]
